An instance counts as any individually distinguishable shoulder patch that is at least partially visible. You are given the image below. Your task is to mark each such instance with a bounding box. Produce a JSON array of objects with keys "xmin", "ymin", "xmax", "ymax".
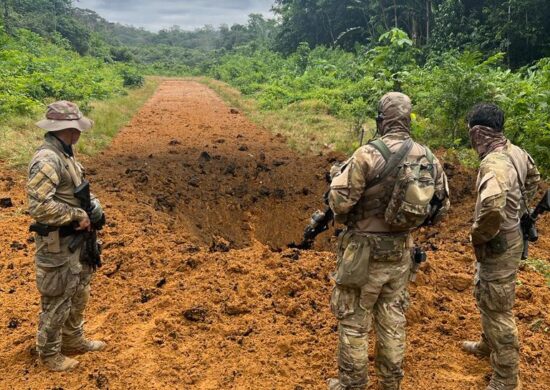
[
  {"xmin": 28, "ymin": 162, "xmax": 60, "ymax": 188},
  {"xmin": 27, "ymin": 162, "xmax": 60, "ymax": 201}
]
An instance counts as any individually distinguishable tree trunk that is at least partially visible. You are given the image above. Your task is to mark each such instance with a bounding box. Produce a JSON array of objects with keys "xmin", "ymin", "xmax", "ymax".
[
  {"xmin": 507, "ymin": 1, "xmax": 511, "ymax": 67},
  {"xmin": 411, "ymin": 11, "xmax": 417, "ymax": 45},
  {"xmin": 380, "ymin": 0, "xmax": 389, "ymax": 31},
  {"xmin": 2, "ymin": 0, "xmax": 9, "ymax": 33},
  {"xmin": 426, "ymin": 0, "xmax": 430, "ymax": 44},
  {"xmin": 393, "ymin": 0, "xmax": 398, "ymax": 28}
]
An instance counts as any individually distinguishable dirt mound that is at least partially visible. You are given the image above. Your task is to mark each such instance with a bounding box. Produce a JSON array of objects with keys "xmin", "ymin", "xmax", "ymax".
[{"xmin": 0, "ymin": 80, "xmax": 548, "ymax": 389}]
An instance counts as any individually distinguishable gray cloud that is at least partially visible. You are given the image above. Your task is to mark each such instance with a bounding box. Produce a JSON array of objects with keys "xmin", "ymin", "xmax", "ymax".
[{"xmin": 75, "ymin": 0, "xmax": 275, "ymax": 31}]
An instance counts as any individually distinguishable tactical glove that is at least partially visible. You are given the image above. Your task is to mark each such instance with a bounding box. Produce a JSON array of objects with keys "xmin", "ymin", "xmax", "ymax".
[{"xmin": 89, "ymin": 199, "xmax": 104, "ymax": 225}]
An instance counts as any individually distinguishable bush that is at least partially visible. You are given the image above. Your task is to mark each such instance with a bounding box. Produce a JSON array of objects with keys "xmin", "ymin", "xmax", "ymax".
[
  {"xmin": 120, "ymin": 67, "xmax": 145, "ymax": 88},
  {"xmin": 0, "ymin": 28, "xmax": 134, "ymax": 118}
]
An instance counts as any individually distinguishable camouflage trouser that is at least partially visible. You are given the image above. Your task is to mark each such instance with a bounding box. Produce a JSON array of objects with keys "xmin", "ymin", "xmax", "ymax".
[
  {"xmin": 474, "ymin": 233, "xmax": 522, "ymax": 387},
  {"xmin": 330, "ymin": 231, "xmax": 411, "ymax": 390},
  {"xmin": 34, "ymin": 234, "xmax": 93, "ymax": 357}
]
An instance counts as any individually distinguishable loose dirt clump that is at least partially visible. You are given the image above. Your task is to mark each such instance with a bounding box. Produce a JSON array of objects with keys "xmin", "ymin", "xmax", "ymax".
[{"xmin": 0, "ymin": 80, "xmax": 548, "ymax": 389}]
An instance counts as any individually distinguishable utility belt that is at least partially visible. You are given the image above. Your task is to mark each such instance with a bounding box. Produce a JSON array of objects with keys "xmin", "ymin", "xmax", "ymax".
[
  {"xmin": 335, "ymin": 229, "xmax": 410, "ymax": 288},
  {"xmin": 30, "ymin": 222, "xmax": 77, "ymax": 238}
]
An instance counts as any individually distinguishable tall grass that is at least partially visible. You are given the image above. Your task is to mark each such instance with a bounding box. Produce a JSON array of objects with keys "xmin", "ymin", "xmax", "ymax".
[{"xmin": 78, "ymin": 77, "xmax": 160, "ymax": 155}]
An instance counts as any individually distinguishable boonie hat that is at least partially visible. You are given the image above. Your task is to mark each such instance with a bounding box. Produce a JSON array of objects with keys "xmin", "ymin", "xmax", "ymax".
[{"xmin": 35, "ymin": 101, "xmax": 93, "ymax": 132}]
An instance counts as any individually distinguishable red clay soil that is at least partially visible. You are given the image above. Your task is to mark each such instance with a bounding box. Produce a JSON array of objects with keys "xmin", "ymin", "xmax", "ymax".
[{"xmin": 0, "ymin": 80, "xmax": 548, "ymax": 389}]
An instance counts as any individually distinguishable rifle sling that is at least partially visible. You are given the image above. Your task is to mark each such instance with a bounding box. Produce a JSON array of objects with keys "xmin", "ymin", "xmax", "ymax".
[{"xmin": 367, "ymin": 138, "xmax": 414, "ymax": 189}]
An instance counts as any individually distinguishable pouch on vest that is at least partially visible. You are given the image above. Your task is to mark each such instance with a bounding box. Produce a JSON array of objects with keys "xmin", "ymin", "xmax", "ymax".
[
  {"xmin": 334, "ymin": 230, "xmax": 371, "ymax": 288},
  {"xmin": 364, "ymin": 139, "xmax": 436, "ymax": 230},
  {"xmin": 44, "ymin": 230, "xmax": 61, "ymax": 254},
  {"xmin": 384, "ymin": 153, "xmax": 436, "ymax": 230},
  {"xmin": 371, "ymin": 234, "xmax": 406, "ymax": 262}
]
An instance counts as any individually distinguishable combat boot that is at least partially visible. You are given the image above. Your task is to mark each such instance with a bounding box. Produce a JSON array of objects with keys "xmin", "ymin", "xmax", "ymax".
[
  {"xmin": 487, "ymin": 377, "xmax": 522, "ymax": 390},
  {"xmin": 40, "ymin": 353, "xmax": 79, "ymax": 372},
  {"xmin": 62, "ymin": 339, "xmax": 106, "ymax": 354},
  {"xmin": 327, "ymin": 378, "xmax": 367, "ymax": 390},
  {"xmin": 327, "ymin": 378, "xmax": 344, "ymax": 390},
  {"xmin": 461, "ymin": 340, "xmax": 491, "ymax": 357}
]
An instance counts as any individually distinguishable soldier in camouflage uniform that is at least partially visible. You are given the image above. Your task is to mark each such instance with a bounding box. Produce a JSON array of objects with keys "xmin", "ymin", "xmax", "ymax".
[
  {"xmin": 327, "ymin": 92, "xmax": 450, "ymax": 390},
  {"xmin": 27, "ymin": 101, "xmax": 106, "ymax": 371},
  {"xmin": 463, "ymin": 103, "xmax": 540, "ymax": 390}
]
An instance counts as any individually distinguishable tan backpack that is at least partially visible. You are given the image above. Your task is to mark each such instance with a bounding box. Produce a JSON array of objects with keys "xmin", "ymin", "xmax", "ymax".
[{"xmin": 368, "ymin": 138, "xmax": 436, "ymax": 229}]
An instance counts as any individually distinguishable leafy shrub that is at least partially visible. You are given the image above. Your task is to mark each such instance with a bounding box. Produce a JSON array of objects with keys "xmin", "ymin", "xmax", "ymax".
[
  {"xmin": 120, "ymin": 67, "xmax": 145, "ymax": 88},
  {"xmin": 0, "ymin": 28, "xmax": 132, "ymax": 118}
]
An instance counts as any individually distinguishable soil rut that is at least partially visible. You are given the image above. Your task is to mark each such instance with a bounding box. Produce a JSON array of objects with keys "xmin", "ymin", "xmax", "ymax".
[{"xmin": 0, "ymin": 80, "xmax": 548, "ymax": 389}]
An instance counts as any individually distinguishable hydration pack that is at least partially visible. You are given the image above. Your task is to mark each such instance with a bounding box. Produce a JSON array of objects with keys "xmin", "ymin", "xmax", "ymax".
[{"xmin": 368, "ymin": 138, "xmax": 436, "ymax": 230}]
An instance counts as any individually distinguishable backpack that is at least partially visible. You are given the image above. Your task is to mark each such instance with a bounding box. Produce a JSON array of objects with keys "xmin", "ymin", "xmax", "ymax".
[{"xmin": 368, "ymin": 138, "xmax": 436, "ymax": 230}]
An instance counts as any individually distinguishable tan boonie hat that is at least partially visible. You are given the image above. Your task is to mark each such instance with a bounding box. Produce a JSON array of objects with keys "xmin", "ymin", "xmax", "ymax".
[{"xmin": 35, "ymin": 101, "xmax": 93, "ymax": 132}]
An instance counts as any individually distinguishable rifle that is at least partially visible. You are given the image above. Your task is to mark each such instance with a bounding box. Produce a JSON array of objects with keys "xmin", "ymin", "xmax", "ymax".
[
  {"xmin": 69, "ymin": 180, "xmax": 105, "ymax": 270},
  {"xmin": 288, "ymin": 207, "xmax": 334, "ymax": 250},
  {"xmin": 289, "ymin": 169, "xmax": 337, "ymax": 250},
  {"xmin": 421, "ymin": 196, "xmax": 444, "ymax": 227},
  {"xmin": 29, "ymin": 223, "xmax": 58, "ymax": 237},
  {"xmin": 520, "ymin": 189, "xmax": 550, "ymax": 260}
]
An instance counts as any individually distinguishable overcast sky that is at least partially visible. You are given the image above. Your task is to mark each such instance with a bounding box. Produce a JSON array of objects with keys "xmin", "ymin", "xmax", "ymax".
[{"xmin": 75, "ymin": 0, "xmax": 275, "ymax": 32}]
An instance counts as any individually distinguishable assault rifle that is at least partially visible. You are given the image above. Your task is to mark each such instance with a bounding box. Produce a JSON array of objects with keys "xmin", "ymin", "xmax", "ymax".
[
  {"xmin": 288, "ymin": 207, "xmax": 334, "ymax": 250},
  {"xmin": 69, "ymin": 180, "xmax": 105, "ymax": 270},
  {"xmin": 520, "ymin": 189, "xmax": 550, "ymax": 260},
  {"xmin": 422, "ymin": 196, "xmax": 444, "ymax": 227},
  {"xmin": 289, "ymin": 170, "xmax": 336, "ymax": 250}
]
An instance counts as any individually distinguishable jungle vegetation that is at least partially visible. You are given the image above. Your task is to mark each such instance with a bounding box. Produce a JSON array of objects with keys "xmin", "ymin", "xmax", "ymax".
[{"xmin": 0, "ymin": 0, "xmax": 548, "ymax": 171}]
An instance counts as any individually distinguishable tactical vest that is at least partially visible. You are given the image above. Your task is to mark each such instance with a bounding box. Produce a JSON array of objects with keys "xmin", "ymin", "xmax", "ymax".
[
  {"xmin": 33, "ymin": 138, "xmax": 84, "ymax": 208},
  {"xmin": 348, "ymin": 137, "xmax": 435, "ymax": 228}
]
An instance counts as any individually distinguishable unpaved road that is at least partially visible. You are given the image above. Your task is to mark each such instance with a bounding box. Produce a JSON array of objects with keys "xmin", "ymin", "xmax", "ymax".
[{"xmin": 0, "ymin": 80, "xmax": 548, "ymax": 389}]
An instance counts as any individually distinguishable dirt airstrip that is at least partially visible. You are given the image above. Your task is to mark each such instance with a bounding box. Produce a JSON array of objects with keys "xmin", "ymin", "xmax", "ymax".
[{"xmin": 0, "ymin": 80, "xmax": 548, "ymax": 389}]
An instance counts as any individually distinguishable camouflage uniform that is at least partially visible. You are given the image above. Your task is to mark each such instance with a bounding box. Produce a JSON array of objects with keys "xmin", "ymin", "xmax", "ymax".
[
  {"xmin": 327, "ymin": 93, "xmax": 450, "ymax": 390},
  {"xmin": 27, "ymin": 101, "xmax": 104, "ymax": 369},
  {"xmin": 468, "ymin": 130, "xmax": 540, "ymax": 389}
]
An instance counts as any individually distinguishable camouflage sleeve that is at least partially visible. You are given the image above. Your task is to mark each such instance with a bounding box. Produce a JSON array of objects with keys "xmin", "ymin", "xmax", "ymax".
[
  {"xmin": 471, "ymin": 160, "xmax": 507, "ymax": 245},
  {"xmin": 524, "ymin": 153, "xmax": 540, "ymax": 204},
  {"xmin": 430, "ymin": 157, "xmax": 450, "ymax": 224},
  {"xmin": 328, "ymin": 147, "xmax": 371, "ymax": 215},
  {"xmin": 27, "ymin": 161, "xmax": 87, "ymax": 226}
]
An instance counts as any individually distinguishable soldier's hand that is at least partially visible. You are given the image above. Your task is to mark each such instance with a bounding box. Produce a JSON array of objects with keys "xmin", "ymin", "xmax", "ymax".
[
  {"xmin": 89, "ymin": 199, "xmax": 104, "ymax": 224},
  {"xmin": 76, "ymin": 216, "xmax": 91, "ymax": 231}
]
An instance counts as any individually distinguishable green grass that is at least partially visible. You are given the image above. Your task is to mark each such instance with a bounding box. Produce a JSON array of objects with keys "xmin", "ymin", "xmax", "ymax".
[
  {"xmin": 525, "ymin": 257, "xmax": 550, "ymax": 287},
  {"xmin": 78, "ymin": 77, "xmax": 160, "ymax": 156},
  {"xmin": 0, "ymin": 77, "xmax": 160, "ymax": 168},
  {"xmin": 196, "ymin": 77, "xmax": 375, "ymax": 156}
]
